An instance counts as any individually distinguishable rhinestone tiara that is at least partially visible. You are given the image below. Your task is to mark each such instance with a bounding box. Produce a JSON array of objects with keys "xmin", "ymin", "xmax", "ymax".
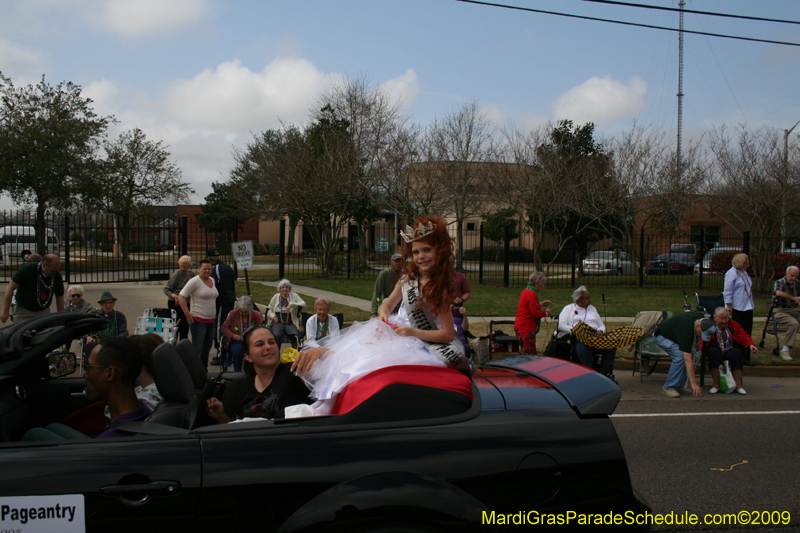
[{"xmin": 399, "ymin": 221, "xmax": 436, "ymax": 243}]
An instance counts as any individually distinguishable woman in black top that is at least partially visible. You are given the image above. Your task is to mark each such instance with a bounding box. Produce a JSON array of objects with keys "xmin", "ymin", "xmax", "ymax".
[{"xmin": 206, "ymin": 326, "xmax": 310, "ymax": 422}]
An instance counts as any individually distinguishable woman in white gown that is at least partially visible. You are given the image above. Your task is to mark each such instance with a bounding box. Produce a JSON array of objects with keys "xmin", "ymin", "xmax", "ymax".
[{"xmin": 291, "ymin": 215, "xmax": 471, "ymax": 415}]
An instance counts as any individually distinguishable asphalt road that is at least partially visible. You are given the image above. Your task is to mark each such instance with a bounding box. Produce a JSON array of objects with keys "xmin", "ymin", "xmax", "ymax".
[{"xmin": 612, "ymin": 371, "xmax": 800, "ymax": 532}]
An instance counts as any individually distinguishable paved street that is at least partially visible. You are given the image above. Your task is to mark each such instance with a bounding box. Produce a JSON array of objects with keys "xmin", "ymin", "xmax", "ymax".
[{"xmin": 4, "ymin": 280, "xmax": 799, "ymax": 531}]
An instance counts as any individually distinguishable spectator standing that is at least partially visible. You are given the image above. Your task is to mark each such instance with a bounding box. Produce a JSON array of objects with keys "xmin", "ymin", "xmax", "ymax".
[
  {"xmin": 557, "ymin": 286, "xmax": 616, "ymax": 378},
  {"xmin": 267, "ymin": 279, "xmax": 306, "ymax": 350},
  {"xmin": 652, "ymin": 310, "xmax": 707, "ymax": 398},
  {"xmin": 773, "ymin": 265, "xmax": 800, "ymax": 361},
  {"xmin": 221, "ymin": 295, "xmax": 264, "ymax": 372},
  {"xmin": 303, "ymin": 297, "xmax": 340, "ymax": 349},
  {"xmin": 371, "ymin": 253, "xmax": 403, "ymax": 318},
  {"xmin": 514, "ymin": 271, "xmax": 551, "ymax": 355},
  {"xmin": 180, "ymin": 260, "xmax": 219, "ymax": 369},
  {"xmin": 0, "ymin": 254, "xmax": 64, "ymax": 323},
  {"xmin": 724, "ymin": 253, "xmax": 755, "ymax": 366},
  {"xmin": 92, "ymin": 291, "xmax": 128, "ymax": 338},
  {"xmin": 451, "ymin": 268, "xmax": 471, "ymax": 317},
  {"xmin": 163, "ymin": 255, "xmax": 194, "ymax": 341},
  {"xmin": 208, "ymin": 249, "xmax": 236, "ymax": 363}
]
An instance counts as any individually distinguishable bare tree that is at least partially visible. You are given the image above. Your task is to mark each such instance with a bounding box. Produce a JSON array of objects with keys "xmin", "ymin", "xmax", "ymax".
[
  {"xmin": 427, "ymin": 101, "xmax": 495, "ymax": 268},
  {"xmin": 315, "ymin": 75, "xmax": 408, "ymax": 262},
  {"xmin": 608, "ymin": 124, "xmax": 707, "ymax": 274},
  {"xmin": 704, "ymin": 125, "xmax": 800, "ymax": 285}
]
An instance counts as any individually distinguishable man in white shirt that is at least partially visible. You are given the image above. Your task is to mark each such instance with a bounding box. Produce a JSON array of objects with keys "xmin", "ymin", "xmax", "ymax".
[{"xmin": 557, "ymin": 286, "xmax": 616, "ymax": 377}]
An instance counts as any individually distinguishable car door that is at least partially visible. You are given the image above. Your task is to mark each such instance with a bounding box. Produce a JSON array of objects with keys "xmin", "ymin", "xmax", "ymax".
[{"xmin": 0, "ymin": 434, "xmax": 202, "ymax": 532}]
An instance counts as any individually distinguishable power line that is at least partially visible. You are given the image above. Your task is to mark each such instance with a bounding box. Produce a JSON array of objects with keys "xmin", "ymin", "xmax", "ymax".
[
  {"xmin": 579, "ymin": 0, "xmax": 800, "ymax": 26},
  {"xmin": 454, "ymin": 0, "xmax": 800, "ymax": 47}
]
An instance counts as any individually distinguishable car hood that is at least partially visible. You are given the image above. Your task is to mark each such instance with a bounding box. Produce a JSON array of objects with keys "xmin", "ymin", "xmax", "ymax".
[{"xmin": 477, "ymin": 355, "xmax": 621, "ymax": 417}]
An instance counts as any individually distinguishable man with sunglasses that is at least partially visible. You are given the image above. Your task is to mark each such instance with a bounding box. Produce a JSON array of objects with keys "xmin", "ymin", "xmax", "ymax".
[{"xmin": 23, "ymin": 337, "xmax": 151, "ymax": 440}]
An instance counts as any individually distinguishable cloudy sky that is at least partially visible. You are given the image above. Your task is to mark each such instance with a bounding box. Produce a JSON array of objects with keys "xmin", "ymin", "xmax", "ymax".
[{"xmin": 2, "ymin": 0, "xmax": 799, "ymax": 205}]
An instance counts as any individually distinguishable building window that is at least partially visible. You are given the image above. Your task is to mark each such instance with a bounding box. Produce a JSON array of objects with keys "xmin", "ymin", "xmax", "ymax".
[
  {"xmin": 466, "ymin": 222, "xmax": 476, "ymax": 231},
  {"xmin": 690, "ymin": 225, "xmax": 721, "ymax": 246}
]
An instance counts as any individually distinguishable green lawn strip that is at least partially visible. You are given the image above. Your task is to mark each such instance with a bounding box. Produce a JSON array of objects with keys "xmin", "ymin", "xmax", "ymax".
[{"xmin": 286, "ymin": 280, "xmax": 768, "ymax": 318}]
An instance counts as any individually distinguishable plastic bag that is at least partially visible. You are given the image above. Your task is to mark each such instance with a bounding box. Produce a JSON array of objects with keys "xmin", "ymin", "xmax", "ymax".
[{"xmin": 719, "ymin": 361, "xmax": 736, "ymax": 393}]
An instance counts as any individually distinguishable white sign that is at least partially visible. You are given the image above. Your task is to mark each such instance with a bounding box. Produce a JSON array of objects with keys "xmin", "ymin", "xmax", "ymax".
[
  {"xmin": 232, "ymin": 240, "xmax": 254, "ymax": 269},
  {"xmin": 0, "ymin": 494, "xmax": 85, "ymax": 532},
  {"xmin": 376, "ymin": 236, "xmax": 390, "ymax": 252}
]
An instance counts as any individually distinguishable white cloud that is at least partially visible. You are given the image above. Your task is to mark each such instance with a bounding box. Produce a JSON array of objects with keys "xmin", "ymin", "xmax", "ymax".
[
  {"xmin": 552, "ymin": 75, "xmax": 647, "ymax": 125},
  {"xmin": 163, "ymin": 57, "xmax": 333, "ymax": 131},
  {"xmin": 380, "ymin": 68, "xmax": 423, "ymax": 109},
  {"xmin": 0, "ymin": 40, "xmax": 47, "ymax": 84},
  {"xmin": 94, "ymin": 0, "xmax": 209, "ymax": 38}
]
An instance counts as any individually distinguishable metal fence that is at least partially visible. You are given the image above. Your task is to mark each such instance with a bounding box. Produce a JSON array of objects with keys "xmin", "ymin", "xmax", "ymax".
[
  {"xmin": 277, "ymin": 219, "xmax": 795, "ymax": 293},
  {"xmin": 2, "ymin": 208, "xmax": 794, "ymax": 293},
  {"xmin": 0, "ymin": 210, "xmax": 237, "ymax": 284}
]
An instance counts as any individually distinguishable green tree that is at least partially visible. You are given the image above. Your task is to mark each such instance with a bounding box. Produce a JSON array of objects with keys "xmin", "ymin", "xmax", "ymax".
[
  {"xmin": 483, "ymin": 207, "xmax": 519, "ymax": 245},
  {"xmin": 97, "ymin": 128, "xmax": 192, "ymax": 259},
  {"xmin": 227, "ymin": 106, "xmax": 362, "ymax": 276},
  {"xmin": 0, "ymin": 73, "xmax": 112, "ymax": 254},
  {"xmin": 197, "ymin": 180, "xmax": 242, "ymax": 244}
]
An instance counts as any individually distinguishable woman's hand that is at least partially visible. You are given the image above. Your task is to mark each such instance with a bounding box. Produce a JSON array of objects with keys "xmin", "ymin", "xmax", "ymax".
[
  {"xmin": 206, "ymin": 398, "xmax": 230, "ymax": 424},
  {"xmin": 185, "ymin": 313, "xmax": 195, "ymax": 324},
  {"xmin": 234, "ymin": 334, "xmax": 243, "ymax": 342},
  {"xmin": 171, "ymin": 294, "xmax": 180, "ymax": 301},
  {"xmin": 541, "ymin": 300, "xmax": 552, "ymax": 307},
  {"xmin": 272, "ymin": 316, "xmax": 278, "ymax": 324},
  {"xmin": 291, "ymin": 347, "xmax": 328, "ymax": 375}
]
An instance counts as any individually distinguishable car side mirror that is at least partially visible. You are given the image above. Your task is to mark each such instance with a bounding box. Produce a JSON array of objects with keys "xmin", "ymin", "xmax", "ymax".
[{"xmin": 48, "ymin": 351, "xmax": 76, "ymax": 378}]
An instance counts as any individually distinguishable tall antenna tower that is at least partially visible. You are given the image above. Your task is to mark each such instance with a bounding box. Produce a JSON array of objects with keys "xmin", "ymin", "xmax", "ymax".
[{"xmin": 677, "ymin": 0, "xmax": 685, "ymax": 177}]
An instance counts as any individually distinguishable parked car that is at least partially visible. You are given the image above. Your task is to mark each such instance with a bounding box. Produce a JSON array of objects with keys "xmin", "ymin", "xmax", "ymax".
[
  {"xmin": 693, "ymin": 246, "xmax": 741, "ymax": 275},
  {"xmin": 646, "ymin": 253, "xmax": 697, "ymax": 275},
  {"xmin": 581, "ymin": 250, "xmax": 639, "ymax": 276},
  {"xmin": 0, "ymin": 313, "xmax": 650, "ymax": 532}
]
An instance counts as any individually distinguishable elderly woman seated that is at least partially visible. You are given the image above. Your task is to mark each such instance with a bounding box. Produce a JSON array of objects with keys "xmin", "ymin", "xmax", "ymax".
[
  {"xmin": 303, "ymin": 297, "xmax": 340, "ymax": 349},
  {"xmin": 557, "ymin": 286, "xmax": 616, "ymax": 379},
  {"xmin": 64, "ymin": 285, "xmax": 94, "ymax": 313},
  {"xmin": 267, "ymin": 279, "xmax": 306, "ymax": 350},
  {"xmin": 221, "ymin": 295, "xmax": 264, "ymax": 372},
  {"xmin": 698, "ymin": 307, "xmax": 757, "ymax": 395}
]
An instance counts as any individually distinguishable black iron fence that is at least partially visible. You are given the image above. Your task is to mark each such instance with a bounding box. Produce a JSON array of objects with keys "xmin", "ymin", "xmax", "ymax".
[
  {"xmin": 276, "ymin": 220, "xmax": 796, "ymax": 293},
  {"xmin": 0, "ymin": 210, "xmax": 237, "ymax": 284},
  {"xmin": 2, "ymin": 208, "xmax": 795, "ymax": 293}
]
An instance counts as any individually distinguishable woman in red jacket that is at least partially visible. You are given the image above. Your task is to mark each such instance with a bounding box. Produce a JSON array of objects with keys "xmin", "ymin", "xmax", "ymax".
[{"xmin": 514, "ymin": 272, "xmax": 551, "ymax": 354}]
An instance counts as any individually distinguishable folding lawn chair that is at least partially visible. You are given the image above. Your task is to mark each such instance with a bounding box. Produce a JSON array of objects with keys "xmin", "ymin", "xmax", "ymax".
[
  {"xmin": 632, "ymin": 311, "xmax": 672, "ymax": 382},
  {"xmin": 135, "ymin": 308, "xmax": 179, "ymax": 344}
]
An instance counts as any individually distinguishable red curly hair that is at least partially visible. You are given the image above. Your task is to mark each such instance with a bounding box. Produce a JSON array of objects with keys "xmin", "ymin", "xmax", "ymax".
[{"xmin": 401, "ymin": 215, "xmax": 455, "ymax": 312}]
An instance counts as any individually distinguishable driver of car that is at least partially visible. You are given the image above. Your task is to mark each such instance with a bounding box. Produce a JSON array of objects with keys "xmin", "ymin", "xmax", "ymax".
[{"xmin": 22, "ymin": 337, "xmax": 152, "ymax": 440}]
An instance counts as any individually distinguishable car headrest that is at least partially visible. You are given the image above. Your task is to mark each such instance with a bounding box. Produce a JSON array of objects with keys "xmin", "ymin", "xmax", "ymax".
[
  {"xmin": 152, "ymin": 343, "xmax": 195, "ymax": 403},
  {"xmin": 175, "ymin": 339, "xmax": 207, "ymax": 389}
]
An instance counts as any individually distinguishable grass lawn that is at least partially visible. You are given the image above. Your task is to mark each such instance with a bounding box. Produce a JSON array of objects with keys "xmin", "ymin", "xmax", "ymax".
[{"xmin": 286, "ymin": 279, "xmax": 770, "ymax": 318}]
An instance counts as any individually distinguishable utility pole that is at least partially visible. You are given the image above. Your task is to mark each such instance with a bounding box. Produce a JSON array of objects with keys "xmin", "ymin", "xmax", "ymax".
[
  {"xmin": 782, "ymin": 119, "xmax": 800, "ymax": 251},
  {"xmin": 676, "ymin": 0, "xmax": 685, "ymax": 179}
]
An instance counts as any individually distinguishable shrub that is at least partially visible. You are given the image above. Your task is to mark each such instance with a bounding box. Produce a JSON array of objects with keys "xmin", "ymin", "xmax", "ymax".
[
  {"xmin": 770, "ymin": 252, "xmax": 800, "ymax": 279},
  {"xmin": 710, "ymin": 250, "xmax": 738, "ymax": 274}
]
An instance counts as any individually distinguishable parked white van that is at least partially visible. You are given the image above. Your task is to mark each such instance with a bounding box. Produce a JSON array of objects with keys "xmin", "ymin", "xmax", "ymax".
[{"xmin": 0, "ymin": 226, "xmax": 59, "ymax": 264}]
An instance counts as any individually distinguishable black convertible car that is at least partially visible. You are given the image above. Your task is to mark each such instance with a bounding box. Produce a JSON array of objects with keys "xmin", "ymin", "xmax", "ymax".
[{"xmin": 0, "ymin": 313, "xmax": 648, "ymax": 532}]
